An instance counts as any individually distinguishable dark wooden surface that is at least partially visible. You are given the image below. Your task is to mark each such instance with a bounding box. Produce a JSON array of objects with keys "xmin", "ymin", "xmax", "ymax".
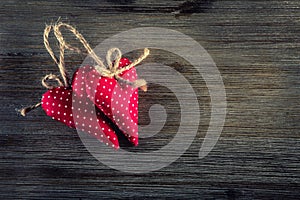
[{"xmin": 1, "ymin": 0, "xmax": 300, "ymax": 199}]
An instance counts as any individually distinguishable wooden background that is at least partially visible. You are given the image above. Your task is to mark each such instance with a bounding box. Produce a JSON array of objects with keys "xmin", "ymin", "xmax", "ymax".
[{"xmin": 1, "ymin": 0, "xmax": 300, "ymax": 199}]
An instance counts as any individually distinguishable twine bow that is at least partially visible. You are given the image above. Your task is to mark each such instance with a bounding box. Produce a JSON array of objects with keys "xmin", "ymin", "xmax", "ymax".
[
  {"xmin": 19, "ymin": 22, "xmax": 149, "ymax": 116},
  {"xmin": 95, "ymin": 47, "xmax": 149, "ymax": 91}
]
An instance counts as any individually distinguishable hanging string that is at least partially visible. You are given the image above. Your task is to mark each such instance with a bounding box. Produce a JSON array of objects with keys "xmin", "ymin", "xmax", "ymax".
[{"xmin": 19, "ymin": 21, "xmax": 150, "ymax": 116}]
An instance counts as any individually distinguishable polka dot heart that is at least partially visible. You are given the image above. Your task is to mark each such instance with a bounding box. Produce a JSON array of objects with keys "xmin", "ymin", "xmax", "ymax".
[
  {"xmin": 41, "ymin": 86, "xmax": 120, "ymax": 149},
  {"xmin": 19, "ymin": 22, "xmax": 150, "ymax": 151},
  {"xmin": 73, "ymin": 58, "xmax": 139, "ymax": 146}
]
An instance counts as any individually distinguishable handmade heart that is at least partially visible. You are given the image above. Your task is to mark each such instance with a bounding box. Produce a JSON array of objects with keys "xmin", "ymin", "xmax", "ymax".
[
  {"xmin": 41, "ymin": 86, "xmax": 120, "ymax": 149},
  {"xmin": 72, "ymin": 58, "xmax": 139, "ymax": 146}
]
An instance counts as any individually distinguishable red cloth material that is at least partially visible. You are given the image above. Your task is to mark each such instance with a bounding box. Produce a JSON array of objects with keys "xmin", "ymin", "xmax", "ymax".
[
  {"xmin": 41, "ymin": 86, "xmax": 120, "ymax": 148},
  {"xmin": 72, "ymin": 58, "xmax": 139, "ymax": 146},
  {"xmin": 41, "ymin": 57, "xmax": 139, "ymax": 149}
]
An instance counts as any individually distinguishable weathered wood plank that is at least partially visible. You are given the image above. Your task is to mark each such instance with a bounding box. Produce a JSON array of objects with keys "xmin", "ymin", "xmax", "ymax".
[{"xmin": 0, "ymin": 0, "xmax": 300, "ymax": 199}]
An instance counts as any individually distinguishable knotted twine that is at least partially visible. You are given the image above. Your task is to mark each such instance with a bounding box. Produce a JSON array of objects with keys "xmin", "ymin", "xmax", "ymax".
[{"xmin": 20, "ymin": 22, "xmax": 149, "ymax": 116}]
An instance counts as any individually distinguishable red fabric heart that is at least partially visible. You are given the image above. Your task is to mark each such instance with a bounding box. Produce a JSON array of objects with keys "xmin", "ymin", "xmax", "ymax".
[
  {"xmin": 72, "ymin": 58, "xmax": 139, "ymax": 146},
  {"xmin": 41, "ymin": 86, "xmax": 119, "ymax": 149}
]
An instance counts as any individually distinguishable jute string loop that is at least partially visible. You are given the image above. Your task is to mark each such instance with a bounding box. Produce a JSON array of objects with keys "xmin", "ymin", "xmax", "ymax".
[
  {"xmin": 41, "ymin": 74, "xmax": 64, "ymax": 89},
  {"xmin": 19, "ymin": 21, "xmax": 149, "ymax": 116}
]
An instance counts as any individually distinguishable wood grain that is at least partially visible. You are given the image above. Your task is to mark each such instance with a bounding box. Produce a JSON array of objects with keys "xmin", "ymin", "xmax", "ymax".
[{"xmin": 0, "ymin": 0, "xmax": 300, "ymax": 199}]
